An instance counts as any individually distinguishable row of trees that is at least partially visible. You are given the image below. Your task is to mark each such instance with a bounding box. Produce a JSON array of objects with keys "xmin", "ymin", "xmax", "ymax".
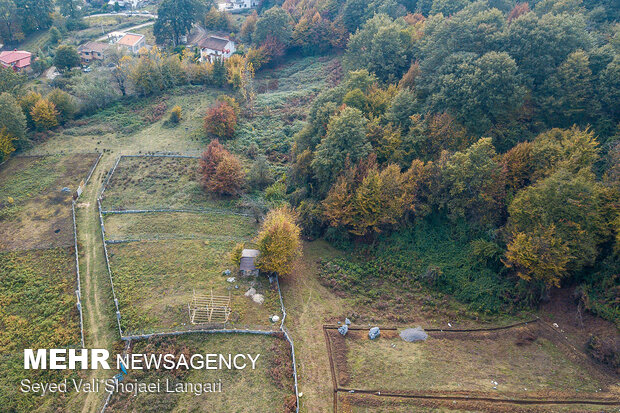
[{"xmin": 0, "ymin": 87, "xmax": 75, "ymax": 161}]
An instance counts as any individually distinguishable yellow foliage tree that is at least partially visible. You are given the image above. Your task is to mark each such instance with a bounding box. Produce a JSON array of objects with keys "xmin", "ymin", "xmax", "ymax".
[
  {"xmin": 0, "ymin": 127, "xmax": 17, "ymax": 161},
  {"xmin": 30, "ymin": 99, "xmax": 58, "ymax": 131},
  {"xmin": 225, "ymin": 54, "xmax": 245, "ymax": 89},
  {"xmin": 230, "ymin": 242, "xmax": 244, "ymax": 266},
  {"xmin": 256, "ymin": 206, "xmax": 302, "ymax": 276},
  {"xmin": 503, "ymin": 225, "xmax": 572, "ymax": 288}
]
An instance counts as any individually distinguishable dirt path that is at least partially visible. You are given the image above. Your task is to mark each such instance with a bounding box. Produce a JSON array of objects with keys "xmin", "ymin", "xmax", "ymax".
[
  {"xmin": 69, "ymin": 155, "xmax": 121, "ymax": 413},
  {"xmin": 281, "ymin": 241, "xmax": 349, "ymax": 413}
]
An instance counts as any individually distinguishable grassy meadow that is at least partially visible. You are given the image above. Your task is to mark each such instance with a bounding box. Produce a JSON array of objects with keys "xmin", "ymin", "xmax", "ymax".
[{"xmin": 105, "ymin": 334, "xmax": 295, "ymax": 412}]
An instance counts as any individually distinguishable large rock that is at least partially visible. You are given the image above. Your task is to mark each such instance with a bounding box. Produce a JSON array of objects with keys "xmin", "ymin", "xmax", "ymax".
[
  {"xmin": 400, "ymin": 327, "xmax": 428, "ymax": 342},
  {"xmin": 252, "ymin": 294, "xmax": 264, "ymax": 305},
  {"xmin": 244, "ymin": 287, "xmax": 256, "ymax": 297},
  {"xmin": 368, "ymin": 327, "xmax": 380, "ymax": 340},
  {"xmin": 338, "ymin": 324, "xmax": 348, "ymax": 336}
]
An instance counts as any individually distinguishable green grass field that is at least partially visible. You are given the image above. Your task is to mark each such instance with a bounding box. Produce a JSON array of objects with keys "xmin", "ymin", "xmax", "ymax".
[
  {"xmin": 0, "ymin": 247, "xmax": 83, "ymax": 412},
  {"xmin": 103, "ymin": 211, "xmax": 258, "ymax": 241},
  {"xmin": 0, "ymin": 154, "xmax": 98, "ymax": 250},
  {"xmin": 30, "ymin": 86, "xmax": 219, "ymax": 156},
  {"xmin": 330, "ymin": 325, "xmax": 610, "ymax": 395},
  {"xmin": 101, "ymin": 156, "xmax": 238, "ymax": 211},
  {"xmin": 108, "ymin": 238, "xmax": 281, "ymax": 335},
  {"xmin": 105, "ymin": 334, "xmax": 295, "ymax": 412}
]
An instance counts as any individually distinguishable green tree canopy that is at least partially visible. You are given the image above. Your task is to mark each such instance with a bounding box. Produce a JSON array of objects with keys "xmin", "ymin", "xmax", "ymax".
[
  {"xmin": 154, "ymin": 0, "xmax": 208, "ymax": 45},
  {"xmin": 253, "ymin": 7, "xmax": 293, "ymax": 47},
  {"xmin": 53, "ymin": 45, "xmax": 81, "ymax": 71},
  {"xmin": 344, "ymin": 14, "xmax": 414, "ymax": 84},
  {"xmin": 311, "ymin": 106, "xmax": 370, "ymax": 192}
]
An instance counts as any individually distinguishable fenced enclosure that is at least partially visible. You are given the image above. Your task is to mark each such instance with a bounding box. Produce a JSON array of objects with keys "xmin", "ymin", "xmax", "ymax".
[
  {"xmin": 97, "ymin": 154, "xmax": 299, "ymax": 412},
  {"xmin": 189, "ymin": 289, "xmax": 232, "ymax": 324}
]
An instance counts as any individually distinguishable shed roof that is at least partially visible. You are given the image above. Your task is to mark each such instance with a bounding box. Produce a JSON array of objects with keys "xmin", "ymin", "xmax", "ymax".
[{"xmin": 241, "ymin": 249, "xmax": 259, "ymax": 258}]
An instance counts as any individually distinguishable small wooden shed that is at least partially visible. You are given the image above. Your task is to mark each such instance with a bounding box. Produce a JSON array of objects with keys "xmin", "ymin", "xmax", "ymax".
[{"xmin": 239, "ymin": 249, "xmax": 260, "ymax": 277}]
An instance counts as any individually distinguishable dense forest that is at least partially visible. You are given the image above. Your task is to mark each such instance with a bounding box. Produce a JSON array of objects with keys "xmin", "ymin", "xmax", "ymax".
[
  {"xmin": 0, "ymin": 0, "xmax": 618, "ymax": 322},
  {"xmin": 253, "ymin": 0, "xmax": 620, "ymax": 320}
]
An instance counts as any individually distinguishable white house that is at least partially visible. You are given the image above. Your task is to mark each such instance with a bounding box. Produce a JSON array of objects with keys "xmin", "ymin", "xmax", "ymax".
[
  {"xmin": 197, "ymin": 35, "xmax": 235, "ymax": 62},
  {"xmin": 218, "ymin": 0, "xmax": 258, "ymax": 11}
]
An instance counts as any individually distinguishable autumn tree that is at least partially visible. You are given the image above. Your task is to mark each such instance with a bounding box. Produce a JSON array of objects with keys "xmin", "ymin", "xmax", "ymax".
[
  {"xmin": 204, "ymin": 101, "xmax": 237, "ymax": 140},
  {"xmin": 208, "ymin": 152, "xmax": 244, "ymax": 196},
  {"xmin": 199, "ymin": 139, "xmax": 244, "ymax": 196},
  {"xmin": 504, "ymin": 224, "xmax": 572, "ymax": 288},
  {"xmin": 507, "ymin": 169, "xmax": 610, "ymax": 277},
  {"xmin": 256, "ymin": 206, "xmax": 302, "ymax": 276},
  {"xmin": 0, "ymin": 126, "xmax": 16, "ymax": 162},
  {"xmin": 324, "ymin": 162, "xmax": 408, "ymax": 237},
  {"xmin": 168, "ymin": 105, "xmax": 182, "ymax": 124},
  {"xmin": 30, "ymin": 98, "xmax": 58, "ymax": 130}
]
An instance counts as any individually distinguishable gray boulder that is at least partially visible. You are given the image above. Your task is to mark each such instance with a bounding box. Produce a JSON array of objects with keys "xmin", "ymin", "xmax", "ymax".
[
  {"xmin": 368, "ymin": 327, "xmax": 380, "ymax": 340},
  {"xmin": 400, "ymin": 327, "xmax": 428, "ymax": 342},
  {"xmin": 338, "ymin": 324, "xmax": 348, "ymax": 336}
]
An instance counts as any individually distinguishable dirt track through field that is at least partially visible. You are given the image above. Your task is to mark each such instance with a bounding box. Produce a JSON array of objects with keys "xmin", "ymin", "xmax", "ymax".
[{"xmin": 74, "ymin": 155, "xmax": 120, "ymax": 413}]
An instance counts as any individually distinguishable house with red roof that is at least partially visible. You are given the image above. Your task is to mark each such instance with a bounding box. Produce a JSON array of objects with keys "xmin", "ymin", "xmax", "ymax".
[{"xmin": 0, "ymin": 49, "xmax": 32, "ymax": 71}]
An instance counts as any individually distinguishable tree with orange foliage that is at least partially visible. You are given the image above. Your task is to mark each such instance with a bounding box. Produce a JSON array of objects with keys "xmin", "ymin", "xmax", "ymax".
[
  {"xmin": 204, "ymin": 101, "xmax": 237, "ymax": 140},
  {"xmin": 199, "ymin": 140, "xmax": 245, "ymax": 196}
]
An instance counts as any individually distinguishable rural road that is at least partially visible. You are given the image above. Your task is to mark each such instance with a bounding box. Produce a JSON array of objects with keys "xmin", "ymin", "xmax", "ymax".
[
  {"xmin": 85, "ymin": 12, "xmax": 157, "ymax": 19},
  {"xmin": 95, "ymin": 20, "xmax": 155, "ymax": 42}
]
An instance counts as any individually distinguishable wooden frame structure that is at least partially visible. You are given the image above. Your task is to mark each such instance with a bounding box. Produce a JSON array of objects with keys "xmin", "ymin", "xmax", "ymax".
[{"xmin": 188, "ymin": 289, "xmax": 232, "ymax": 324}]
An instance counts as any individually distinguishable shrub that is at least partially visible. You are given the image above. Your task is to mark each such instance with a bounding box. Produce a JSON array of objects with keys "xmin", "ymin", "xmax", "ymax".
[
  {"xmin": 199, "ymin": 140, "xmax": 245, "ymax": 196},
  {"xmin": 47, "ymin": 89, "xmax": 76, "ymax": 125},
  {"xmin": 168, "ymin": 105, "xmax": 182, "ymax": 124},
  {"xmin": 587, "ymin": 335, "xmax": 619, "ymax": 373},
  {"xmin": 204, "ymin": 101, "xmax": 237, "ymax": 140},
  {"xmin": 231, "ymin": 242, "xmax": 244, "ymax": 266}
]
